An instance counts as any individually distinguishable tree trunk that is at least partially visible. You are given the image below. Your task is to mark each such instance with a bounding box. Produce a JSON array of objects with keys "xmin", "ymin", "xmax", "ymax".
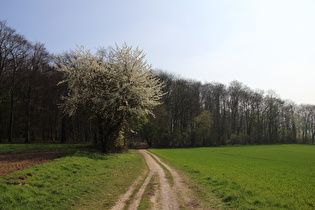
[
  {"xmin": 292, "ymin": 122, "xmax": 297, "ymax": 143},
  {"xmin": 60, "ymin": 116, "xmax": 67, "ymax": 143},
  {"xmin": 0, "ymin": 90, "xmax": 2, "ymax": 143},
  {"xmin": 98, "ymin": 120, "xmax": 107, "ymax": 153},
  {"xmin": 93, "ymin": 130, "xmax": 98, "ymax": 145},
  {"xmin": 98, "ymin": 117, "xmax": 124, "ymax": 153},
  {"xmin": 24, "ymin": 110, "xmax": 30, "ymax": 143},
  {"xmin": 8, "ymin": 91, "xmax": 14, "ymax": 143},
  {"xmin": 145, "ymin": 137, "xmax": 152, "ymax": 147},
  {"xmin": 0, "ymin": 111, "xmax": 2, "ymax": 143},
  {"xmin": 24, "ymin": 92, "xmax": 31, "ymax": 143}
]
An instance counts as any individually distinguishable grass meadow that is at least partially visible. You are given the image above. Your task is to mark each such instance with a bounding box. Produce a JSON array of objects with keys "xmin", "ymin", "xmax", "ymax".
[
  {"xmin": 0, "ymin": 144, "xmax": 146, "ymax": 209},
  {"xmin": 150, "ymin": 144, "xmax": 315, "ymax": 209}
]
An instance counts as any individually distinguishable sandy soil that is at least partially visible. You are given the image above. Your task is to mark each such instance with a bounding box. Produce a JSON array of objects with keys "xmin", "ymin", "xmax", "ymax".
[
  {"xmin": 0, "ymin": 151, "xmax": 68, "ymax": 177},
  {"xmin": 111, "ymin": 150, "xmax": 200, "ymax": 210}
]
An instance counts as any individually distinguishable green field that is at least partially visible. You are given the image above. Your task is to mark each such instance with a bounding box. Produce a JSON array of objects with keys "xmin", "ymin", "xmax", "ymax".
[
  {"xmin": 150, "ymin": 145, "xmax": 315, "ymax": 209},
  {"xmin": 0, "ymin": 144, "xmax": 145, "ymax": 209}
]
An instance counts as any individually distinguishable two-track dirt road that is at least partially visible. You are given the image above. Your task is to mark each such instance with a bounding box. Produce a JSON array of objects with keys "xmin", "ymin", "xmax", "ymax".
[{"xmin": 111, "ymin": 150, "xmax": 200, "ymax": 210}]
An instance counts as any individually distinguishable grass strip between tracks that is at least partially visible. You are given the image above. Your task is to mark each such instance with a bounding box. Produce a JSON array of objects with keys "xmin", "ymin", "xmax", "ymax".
[
  {"xmin": 147, "ymin": 153, "xmax": 174, "ymax": 187},
  {"xmin": 138, "ymin": 173, "xmax": 159, "ymax": 210}
]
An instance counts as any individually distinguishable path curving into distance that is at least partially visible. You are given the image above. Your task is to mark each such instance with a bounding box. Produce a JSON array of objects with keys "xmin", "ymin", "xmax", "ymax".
[{"xmin": 111, "ymin": 150, "xmax": 199, "ymax": 210}]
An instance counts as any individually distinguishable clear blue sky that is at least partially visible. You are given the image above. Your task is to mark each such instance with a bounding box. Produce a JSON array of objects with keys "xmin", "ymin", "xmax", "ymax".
[{"xmin": 1, "ymin": 0, "xmax": 315, "ymax": 104}]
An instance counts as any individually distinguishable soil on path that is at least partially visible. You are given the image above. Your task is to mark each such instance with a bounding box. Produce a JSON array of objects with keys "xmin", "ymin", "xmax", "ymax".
[
  {"xmin": 0, "ymin": 151, "xmax": 68, "ymax": 176},
  {"xmin": 111, "ymin": 150, "xmax": 201, "ymax": 210}
]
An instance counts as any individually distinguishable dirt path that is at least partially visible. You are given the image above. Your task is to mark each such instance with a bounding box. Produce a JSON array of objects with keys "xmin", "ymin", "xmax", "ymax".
[{"xmin": 111, "ymin": 150, "xmax": 199, "ymax": 210}]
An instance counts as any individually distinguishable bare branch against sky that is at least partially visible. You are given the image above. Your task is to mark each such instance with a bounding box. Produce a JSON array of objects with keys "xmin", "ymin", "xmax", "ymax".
[{"xmin": 1, "ymin": 0, "xmax": 314, "ymax": 104}]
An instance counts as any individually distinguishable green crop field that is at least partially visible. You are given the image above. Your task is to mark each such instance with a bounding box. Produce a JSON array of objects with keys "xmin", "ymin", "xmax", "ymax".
[{"xmin": 150, "ymin": 145, "xmax": 315, "ymax": 209}]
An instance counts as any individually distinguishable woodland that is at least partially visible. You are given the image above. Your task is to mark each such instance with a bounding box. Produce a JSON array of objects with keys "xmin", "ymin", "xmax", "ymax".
[{"xmin": 1, "ymin": 20, "xmax": 315, "ymax": 152}]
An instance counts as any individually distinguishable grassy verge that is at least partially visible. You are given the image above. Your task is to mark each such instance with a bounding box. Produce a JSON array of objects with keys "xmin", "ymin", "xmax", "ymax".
[
  {"xmin": 149, "ymin": 144, "xmax": 315, "ymax": 209},
  {"xmin": 0, "ymin": 144, "xmax": 146, "ymax": 210},
  {"xmin": 138, "ymin": 174, "xmax": 159, "ymax": 210}
]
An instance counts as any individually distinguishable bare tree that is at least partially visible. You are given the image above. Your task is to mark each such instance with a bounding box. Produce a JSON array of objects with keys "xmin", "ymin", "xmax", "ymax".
[
  {"xmin": 22, "ymin": 42, "xmax": 51, "ymax": 143},
  {"xmin": 5, "ymin": 31, "xmax": 30, "ymax": 142},
  {"xmin": 0, "ymin": 21, "xmax": 17, "ymax": 142},
  {"xmin": 297, "ymin": 104, "xmax": 315, "ymax": 143}
]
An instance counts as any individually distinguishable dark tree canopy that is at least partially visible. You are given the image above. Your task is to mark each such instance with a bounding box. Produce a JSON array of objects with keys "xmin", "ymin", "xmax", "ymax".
[{"xmin": 0, "ymin": 20, "xmax": 314, "ymax": 150}]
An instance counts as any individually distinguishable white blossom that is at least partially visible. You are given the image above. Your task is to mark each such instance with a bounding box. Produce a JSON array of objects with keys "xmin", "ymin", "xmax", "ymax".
[{"xmin": 57, "ymin": 43, "xmax": 164, "ymax": 128}]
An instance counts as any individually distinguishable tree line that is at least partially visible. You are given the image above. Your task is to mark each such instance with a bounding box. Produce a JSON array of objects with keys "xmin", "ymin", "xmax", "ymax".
[
  {"xmin": 141, "ymin": 72, "xmax": 315, "ymax": 147},
  {"xmin": 1, "ymin": 20, "xmax": 314, "ymax": 151},
  {"xmin": 0, "ymin": 20, "xmax": 59, "ymax": 144}
]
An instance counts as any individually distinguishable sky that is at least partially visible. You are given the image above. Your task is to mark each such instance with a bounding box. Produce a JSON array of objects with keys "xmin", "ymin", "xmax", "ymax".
[{"xmin": 1, "ymin": 0, "xmax": 315, "ymax": 104}]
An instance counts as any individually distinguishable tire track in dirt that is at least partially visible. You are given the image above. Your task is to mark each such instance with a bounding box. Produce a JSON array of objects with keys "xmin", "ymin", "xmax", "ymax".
[{"xmin": 111, "ymin": 150, "xmax": 199, "ymax": 210}]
